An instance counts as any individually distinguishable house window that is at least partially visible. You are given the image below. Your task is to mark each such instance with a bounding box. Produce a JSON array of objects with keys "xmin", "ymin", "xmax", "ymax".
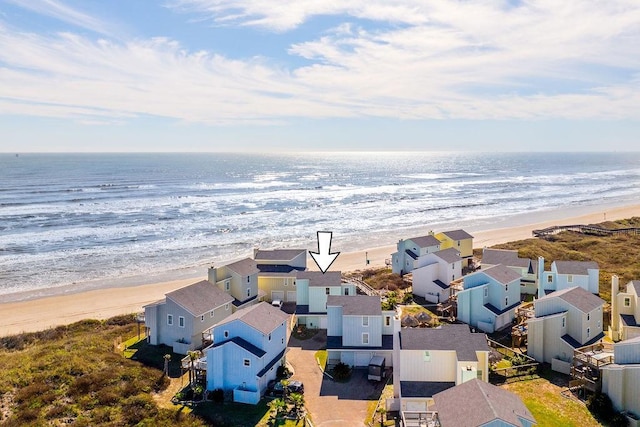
[
  {"xmin": 547, "ymin": 275, "xmax": 553, "ymax": 283},
  {"xmin": 243, "ymin": 359, "xmax": 251, "ymax": 367},
  {"xmin": 225, "ymin": 303, "xmax": 229, "ymax": 310},
  {"xmin": 506, "ymin": 284, "xmax": 508, "ymax": 292},
  {"xmin": 247, "ymin": 288, "xmax": 251, "ymax": 297},
  {"xmin": 362, "ymin": 333, "xmax": 369, "ymax": 344},
  {"xmin": 247, "ymin": 276, "xmax": 250, "ymax": 283},
  {"xmin": 505, "ymin": 297, "xmax": 508, "ymax": 306},
  {"xmin": 178, "ymin": 316, "xmax": 185, "ymax": 328},
  {"xmin": 562, "ymin": 317, "xmax": 566, "ymax": 328},
  {"xmin": 567, "ymin": 275, "xmax": 573, "ymax": 283},
  {"xmin": 225, "ymin": 280, "xmax": 230, "ymax": 291},
  {"xmin": 201, "ymin": 315, "xmax": 205, "ymax": 322},
  {"xmin": 385, "ymin": 316, "xmax": 391, "ymax": 327},
  {"xmin": 167, "ymin": 314, "xmax": 173, "ymax": 326},
  {"xmin": 624, "ymin": 297, "xmax": 631, "ymax": 307},
  {"xmin": 452, "ymin": 264, "xmax": 455, "ymax": 270},
  {"xmin": 268, "ymin": 333, "xmax": 271, "ymax": 341},
  {"xmin": 325, "ymin": 287, "xmax": 330, "ymax": 295},
  {"xmin": 224, "ymin": 330, "xmax": 229, "ymax": 338},
  {"xmin": 587, "ymin": 313, "xmax": 590, "ymax": 321},
  {"xmin": 587, "ymin": 327, "xmax": 591, "ymax": 338},
  {"xmin": 362, "ymin": 316, "xmax": 369, "ymax": 327},
  {"xmin": 210, "ymin": 310, "xmax": 214, "ymax": 317},
  {"xmin": 293, "ymin": 280, "xmax": 296, "ymax": 286},
  {"xmin": 282, "ymin": 337, "xmax": 284, "ymax": 344},
  {"xmin": 423, "ymin": 351, "xmax": 431, "ymax": 362},
  {"xmin": 344, "ymin": 288, "xmax": 349, "ymax": 296},
  {"xmin": 284, "ymin": 280, "xmax": 288, "ymax": 286},
  {"xmin": 484, "ymin": 288, "xmax": 488, "ymax": 298},
  {"xmin": 457, "ymin": 240, "xmax": 460, "ymax": 247}
]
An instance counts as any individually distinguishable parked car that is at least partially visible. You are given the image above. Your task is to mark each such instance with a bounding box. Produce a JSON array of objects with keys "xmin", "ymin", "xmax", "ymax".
[
  {"xmin": 266, "ymin": 379, "xmax": 304, "ymax": 397},
  {"xmin": 288, "ymin": 380, "xmax": 304, "ymax": 394},
  {"xmin": 271, "ymin": 299, "xmax": 283, "ymax": 308}
]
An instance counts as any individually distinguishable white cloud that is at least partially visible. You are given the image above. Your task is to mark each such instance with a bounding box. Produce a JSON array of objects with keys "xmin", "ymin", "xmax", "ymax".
[{"xmin": 0, "ymin": 0, "xmax": 639, "ymax": 124}]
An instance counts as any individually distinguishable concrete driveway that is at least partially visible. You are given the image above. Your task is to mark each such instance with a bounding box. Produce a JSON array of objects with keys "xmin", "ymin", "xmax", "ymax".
[{"xmin": 287, "ymin": 330, "xmax": 387, "ymax": 427}]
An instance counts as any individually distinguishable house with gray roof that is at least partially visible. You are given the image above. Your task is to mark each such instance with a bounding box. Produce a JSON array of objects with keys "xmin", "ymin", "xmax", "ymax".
[
  {"xmin": 144, "ymin": 279, "xmax": 234, "ymax": 354},
  {"xmin": 204, "ymin": 302, "xmax": 290, "ymax": 405},
  {"xmin": 253, "ymin": 248, "xmax": 307, "ymax": 303},
  {"xmin": 537, "ymin": 256, "xmax": 599, "ymax": 296},
  {"xmin": 528, "ymin": 286, "xmax": 605, "ymax": 371},
  {"xmin": 391, "ymin": 234, "xmax": 441, "ymax": 275},
  {"xmin": 412, "ymin": 248, "xmax": 462, "ymax": 303},
  {"xmin": 294, "ymin": 270, "xmax": 355, "ymax": 329},
  {"xmin": 432, "ymin": 379, "xmax": 536, "ymax": 427},
  {"xmin": 435, "ymin": 229, "xmax": 474, "ymax": 267},
  {"xmin": 393, "ymin": 323, "xmax": 490, "ymax": 423},
  {"xmin": 482, "ymin": 248, "xmax": 538, "ymax": 295},
  {"xmin": 326, "ymin": 295, "xmax": 395, "ymax": 367},
  {"xmin": 456, "ymin": 264, "xmax": 522, "ymax": 333},
  {"xmin": 609, "ymin": 275, "xmax": 640, "ymax": 342},
  {"xmin": 208, "ymin": 257, "xmax": 262, "ymax": 310},
  {"xmin": 602, "ymin": 336, "xmax": 640, "ymax": 418}
]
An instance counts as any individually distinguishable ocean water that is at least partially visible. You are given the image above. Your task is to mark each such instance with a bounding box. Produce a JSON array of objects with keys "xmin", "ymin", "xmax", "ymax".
[{"xmin": 1, "ymin": 152, "xmax": 640, "ymax": 300}]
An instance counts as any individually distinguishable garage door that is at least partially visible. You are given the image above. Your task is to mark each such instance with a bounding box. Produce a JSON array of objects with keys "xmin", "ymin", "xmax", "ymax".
[
  {"xmin": 355, "ymin": 352, "xmax": 372, "ymax": 367},
  {"xmin": 271, "ymin": 291, "xmax": 284, "ymax": 302},
  {"xmin": 286, "ymin": 291, "xmax": 297, "ymax": 302},
  {"xmin": 319, "ymin": 316, "xmax": 328, "ymax": 329},
  {"xmin": 341, "ymin": 352, "xmax": 355, "ymax": 366}
]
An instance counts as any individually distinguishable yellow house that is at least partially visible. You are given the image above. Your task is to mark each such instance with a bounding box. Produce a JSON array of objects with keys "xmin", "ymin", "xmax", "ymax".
[
  {"xmin": 254, "ymin": 248, "xmax": 306, "ymax": 303},
  {"xmin": 435, "ymin": 229, "xmax": 474, "ymax": 267}
]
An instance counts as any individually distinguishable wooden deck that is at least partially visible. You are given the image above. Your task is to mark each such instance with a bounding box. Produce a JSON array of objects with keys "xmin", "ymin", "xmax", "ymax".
[{"xmin": 532, "ymin": 224, "xmax": 640, "ymax": 239}]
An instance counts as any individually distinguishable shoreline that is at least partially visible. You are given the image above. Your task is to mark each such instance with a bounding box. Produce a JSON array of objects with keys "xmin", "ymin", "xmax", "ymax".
[{"xmin": 2, "ymin": 203, "xmax": 639, "ymax": 337}]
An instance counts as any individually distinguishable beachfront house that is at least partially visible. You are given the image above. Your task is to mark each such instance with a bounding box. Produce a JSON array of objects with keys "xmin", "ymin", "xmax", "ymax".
[
  {"xmin": 456, "ymin": 264, "xmax": 522, "ymax": 333},
  {"xmin": 434, "ymin": 229, "xmax": 474, "ymax": 267},
  {"xmin": 432, "ymin": 379, "xmax": 537, "ymax": 427},
  {"xmin": 254, "ymin": 248, "xmax": 306, "ymax": 303},
  {"xmin": 536, "ymin": 257, "xmax": 599, "ymax": 297},
  {"xmin": 527, "ymin": 286, "xmax": 605, "ymax": 372},
  {"xmin": 208, "ymin": 258, "xmax": 262, "ymax": 311},
  {"xmin": 295, "ymin": 271, "xmax": 355, "ymax": 329},
  {"xmin": 609, "ymin": 276, "xmax": 640, "ymax": 342},
  {"xmin": 326, "ymin": 295, "xmax": 394, "ymax": 367},
  {"xmin": 481, "ymin": 248, "xmax": 538, "ymax": 295},
  {"xmin": 391, "ymin": 234, "xmax": 441, "ymax": 275},
  {"xmin": 204, "ymin": 302, "xmax": 290, "ymax": 405},
  {"xmin": 393, "ymin": 323, "xmax": 490, "ymax": 422},
  {"xmin": 601, "ymin": 336, "xmax": 640, "ymax": 420},
  {"xmin": 144, "ymin": 280, "xmax": 234, "ymax": 354},
  {"xmin": 412, "ymin": 248, "xmax": 462, "ymax": 303}
]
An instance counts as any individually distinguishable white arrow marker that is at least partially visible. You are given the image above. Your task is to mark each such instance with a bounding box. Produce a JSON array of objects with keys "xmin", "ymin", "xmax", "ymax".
[{"xmin": 309, "ymin": 231, "xmax": 340, "ymax": 273}]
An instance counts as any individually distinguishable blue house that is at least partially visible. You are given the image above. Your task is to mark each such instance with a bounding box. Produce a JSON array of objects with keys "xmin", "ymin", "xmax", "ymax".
[
  {"xmin": 295, "ymin": 271, "xmax": 355, "ymax": 329},
  {"xmin": 537, "ymin": 257, "xmax": 599, "ymax": 297},
  {"xmin": 391, "ymin": 234, "xmax": 441, "ymax": 275},
  {"xmin": 326, "ymin": 295, "xmax": 395, "ymax": 367},
  {"xmin": 204, "ymin": 302, "xmax": 290, "ymax": 404},
  {"xmin": 456, "ymin": 264, "xmax": 522, "ymax": 333}
]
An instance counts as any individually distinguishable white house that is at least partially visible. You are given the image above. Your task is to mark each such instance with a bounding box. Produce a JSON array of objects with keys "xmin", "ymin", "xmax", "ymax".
[
  {"xmin": 394, "ymin": 323, "xmax": 489, "ymax": 419},
  {"xmin": 208, "ymin": 258, "xmax": 262, "ymax": 310},
  {"xmin": 537, "ymin": 257, "xmax": 599, "ymax": 297},
  {"xmin": 481, "ymin": 248, "xmax": 537, "ymax": 295},
  {"xmin": 295, "ymin": 271, "xmax": 355, "ymax": 329},
  {"xmin": 326, "ymin": 295, "xmax": 394, "ymax": 367},
  {"xmin": 528, "ymin": 286, "xmax": 605, "ymax": 371},
  {"xmin": 609, "ymin": 276, "xmax": 640, "ymax": 341},
  {"xmin": 204, "ymin": 302, "xmax": 290, "ymax": 405},
  {"xmin": 432, "ymin": 379, "xmax": 536, "ymax": 427},
  {"xmin": 412, "ymin": 248, "xmax": 462, "ymax": 303},
  {"xmin": 601, "ymin": 336, "xmax": 640, "ymax": 419},
  {"xmin": 456, "ymin": 264, "xmax": 522, "ymax": 333},
  {"xmin": 391, "ymin": 234, "xmax": 441, "ymax": 275},
  {"xmin": 144, "ymin": 280, "xmax": 234, "ymax": 354},
  {"xmin": 254, "ymin": 248, "xmax": 306, "ymax": 303}
]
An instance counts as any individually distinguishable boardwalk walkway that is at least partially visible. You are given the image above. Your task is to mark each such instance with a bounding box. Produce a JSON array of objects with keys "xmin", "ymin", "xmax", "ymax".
[
  {"xmin": 342, "ymin": 275, "xmax": 377, "ymax": 296},
  {"xmin": 532, "ymin": 224, "xmax": 640, "ymax": 239}
]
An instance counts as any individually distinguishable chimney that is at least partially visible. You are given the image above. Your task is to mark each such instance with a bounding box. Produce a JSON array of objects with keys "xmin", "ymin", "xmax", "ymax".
[
  {"xmin": 253, "ymin": 248, "xmax": 259, "ymax": 259},
  {"xmin": 207, "ymin": 266, "xmax": 217, "ymax": 284},
  {"xmin": 392, "ymin": 313, "xmax": 401, "ymax": 398},
  {"xmin": 537, "ymin": 257, "xmax": 545, "ymax": 299},
  {"xmin": 611, "ymin": 275, "xmax": 620, "ymax": 341}
]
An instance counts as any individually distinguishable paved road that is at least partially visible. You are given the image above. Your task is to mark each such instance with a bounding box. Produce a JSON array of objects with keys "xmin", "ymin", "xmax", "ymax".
[{"xmin": 287, "ymin": 330, "xmax": 387, "ymax": 427}]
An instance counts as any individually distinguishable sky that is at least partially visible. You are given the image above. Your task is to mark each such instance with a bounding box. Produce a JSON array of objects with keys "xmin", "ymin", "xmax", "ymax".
[{"xmin": 0, "ymin": 0, "xmax": 639, "ymax": 152}]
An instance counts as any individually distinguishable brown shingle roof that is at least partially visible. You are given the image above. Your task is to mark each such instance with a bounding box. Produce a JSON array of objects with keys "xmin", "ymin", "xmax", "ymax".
[
  {"xmin": 433, "ymin": 247, "xmax": 462, "ymax": 264},
  {"xmin": 254, "ymin": 249, "xmax": 305, "ymax": 262},
  {"xmin": 553, "ymin": 260, "xmax": 599, "ymax": 275},
  {"xmin": 408, "ymin": 235, "xmax": 441, "ymax": 248},
  {"xmin": 296, "ymin": 271, "xmax": 342, "ymax": 287},
  {"xmin": 536, "ymin": 286, "xmax": 604, "ymax": 313},
  {"xmin": 433, "ymin": 379, "xmax": 536, "ymax": 427},
  {"xmin": 215, "ymin": 301, "xmax": 289, "ymax": 335},
  {"xmin": 479, "ymin": 264, "xmax": 522, "ymax": 285},
  {"xmin": 441, "ymin": 229, "xmax": 474, "ymax": 240},
  {"xmin": 166, "ymin": 280, "xmax": 234, "ymax": 316},
  {"xmin": 226, "ymin": 258, "xmax": 260, "ymax": 276},
  {"xmin": 326, "ymin": 295, "xmax": 381, "ymax": 316},
  {"xmin": 482, "ymin": 248, "xmax": 535, "ymax": 271}
]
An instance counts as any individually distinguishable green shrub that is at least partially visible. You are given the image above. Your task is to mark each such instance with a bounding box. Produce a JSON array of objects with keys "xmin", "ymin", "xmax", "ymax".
[
  {"xmin": 332, "ymin": 362, "xmax": 352, "ymax": 381},
  {"xmin": 209, "ymin": 388, "xmax": 224, "ymax": 403}
]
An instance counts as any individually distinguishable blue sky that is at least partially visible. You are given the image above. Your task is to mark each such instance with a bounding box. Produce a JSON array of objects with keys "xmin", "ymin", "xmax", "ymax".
[{"xmin": 0, "ymin": 0, "xmax": 639, "ymax": 152}]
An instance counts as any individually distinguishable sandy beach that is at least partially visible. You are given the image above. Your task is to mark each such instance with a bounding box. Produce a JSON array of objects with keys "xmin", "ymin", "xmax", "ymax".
[{"xmin": 2, "ymin": 204, "xmax": 638, "ymax": 337}]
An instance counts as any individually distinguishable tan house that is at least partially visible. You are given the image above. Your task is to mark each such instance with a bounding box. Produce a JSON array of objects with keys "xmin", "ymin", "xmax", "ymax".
[
  {"xmin": 610, "ymin": 276, "xmax": 640, "ymax": 341},
  {"xmin": 208, "ymin": 258, "xmax": 262, "ymax": 310},
  {"xmin": 254, "ymin": 248, "xmax": 306, "ymax": 303},
  {"xmin": 601, "ymin": 336, "xmax": 640, "ymax": 420}
]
